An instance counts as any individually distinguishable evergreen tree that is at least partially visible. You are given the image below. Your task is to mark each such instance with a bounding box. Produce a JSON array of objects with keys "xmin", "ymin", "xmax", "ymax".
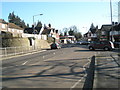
[
  {"xmin": 20, "ymin": 20, "xmax": 26, "ymax": 28},
  {"xmin": 8, "ymin": 11, "xmax": 27, "ymax": 29},
  {"xmin": 90, "ymin": 23, "xmax": 96, "ymax": 33},
  {"xmin": 26, "ymin": 24, "xmax": 29, "ymax": 28},
  {"xmin": 44, "ymin": 24, "xmax": 47, "ymax": 29},
  {"xmin": 35, "ymin": 21, "xmax": 42, "ymax": 34},
  {"xmin": 63, "ymin": 28, "xmax": 68, "ymax": 36},
  {"xmin": 63, "ymin": 25, "xmax": 82, "ymax": 40},
  {"xmin": 8, "ymin": 13, "xmax": 12, "ymax": 22},
  {"xmin": 68, "ymin": 29, "xmax": 74, "ymax": 36},
  {"xmin": 48, "ymin": 23, "xmax": 51, "ymax": 27},
  {"xmin": 74, "ymin": 32, "xmax": 82, "ymax": 41}
]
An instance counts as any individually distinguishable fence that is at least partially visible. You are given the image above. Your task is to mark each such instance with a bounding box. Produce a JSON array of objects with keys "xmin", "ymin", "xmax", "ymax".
[{"xmin": 0, "ymin": 46, "xmax": 41, "ymax": 58}]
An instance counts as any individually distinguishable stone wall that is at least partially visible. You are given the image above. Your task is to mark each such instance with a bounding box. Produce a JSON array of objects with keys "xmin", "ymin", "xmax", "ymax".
[{"xmin": 1, "ymin": 38, "xmax": 50, "ymax": 49}]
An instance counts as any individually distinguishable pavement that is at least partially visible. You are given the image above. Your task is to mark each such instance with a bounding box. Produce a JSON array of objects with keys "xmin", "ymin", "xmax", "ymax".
[
  {"xmin": 93, "ymin": 51, "xmax": 120, "ymax": 89},
  {"xmin": 0, "ymin": 49, "xmax": 47, "ymax": 61}
]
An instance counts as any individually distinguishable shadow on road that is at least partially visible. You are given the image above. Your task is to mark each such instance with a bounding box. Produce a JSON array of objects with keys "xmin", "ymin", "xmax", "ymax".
[{"xmin": 2, "ymin": 57, "xmax": 89, "ymax": 82}]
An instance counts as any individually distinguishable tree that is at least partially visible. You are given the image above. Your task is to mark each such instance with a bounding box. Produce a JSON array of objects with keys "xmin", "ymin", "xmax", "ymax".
[
  {"xmin": 8, "ymin": 11, "xmax": 27, "ymax": 29},
  {"xmin": 69, "ymin": 25, "xmax": 82, "ymax": 40},
  {"xmin": 69, "ymin": 25, "xmax": 78, "ymax": 33},
  {"xmin": 89, "ymin": 23, "xmax": 96, "ymax": 33},
  {"xmin": 26, "ymin": 24, "xmax": 29, "ymax": 28},
  {"xmin": 14, "ymin": 16, "xmax": 21, "ymax": 26},
  {"xmin": 20, "ymin": 20, "xmax": 26, "ymax": 28},
  {"xmin": 62, "ymin": 25, "xmax": 82, "ymax": 40},
  {"xmin": 74, "ymin": 32, "xmax": 82, "ymax": 41},
  {"xmin": 63, "ymin": 28, "xmax": 68, "ymax": 36},
  {"xmin": 8, "ymin": 13, "xmax": 12, "ymax": 22},
  {"xmin": 8, "ymin": 12, "xmax": 15, "ymax": 23},
  {"xmin": 90, "ymin": 23, "xmax": 95, "ymax": 30},
  {"xmin": 44, "ymin": 24, "xmax": 47, "ymax": 29},
  {"xmin": 35, "ymin": 21, "xmax": 42, "ymax": 34},
  {"xmin": 48, "ymin": 23, "xmax": 51, "ymax": 27},
  {"xmin": 60, "ymin": 32, "xmax": 63, "ymax": 36},
  {"xmin": 68, "ymin": 29, "xmax": 74, "ymax": 36}
]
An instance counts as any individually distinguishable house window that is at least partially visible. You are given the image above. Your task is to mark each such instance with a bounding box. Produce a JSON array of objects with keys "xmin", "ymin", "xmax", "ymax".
[
  {"xmin": 20, "ymin": 30, "xmax": 23, "ymax": 33},
  {"xmin": 17, "ymin": 30, "xmax": 19, "ymax": 33},
  {"xmin": 8, "ymin": 28, "xmax": 11, "ymax": 32},
  {"xmin": 12, "ymin": 29, "xmax": 14, "ymax": 32},
  {"xmin": 2, "ymin": 24, "xmax": 6, "ymax": 29},
  {"xmin": 101, "ymin": 31, "xmax": 106, "ymax": 35}
]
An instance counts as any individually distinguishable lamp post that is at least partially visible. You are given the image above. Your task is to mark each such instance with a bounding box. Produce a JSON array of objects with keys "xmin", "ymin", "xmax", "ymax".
[
  {"xmin": 33, "ymin": 13, "xmax": 43, "ymax": 49},
  {"xmin": 33, "ymin": 14, "xmax": 43, "ymax": 27},
  {"xmin": 110, "ymin": 0, "xmax": 113, "ymax": 25},
  {"xmin": 110, "ymin": 0, "xmax": 114, "ymax": 42},
  {"xmin": 82, "ymin": 27, "xmax": 88, "ymax": 41}
]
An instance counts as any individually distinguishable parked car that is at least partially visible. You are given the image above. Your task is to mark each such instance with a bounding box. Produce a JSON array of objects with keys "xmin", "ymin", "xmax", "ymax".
[
  {"xmin": 88, "ymin": 41, "xmax": 114, "ymax": 51},
  {"xmin": 76, "ymin": 41, "xmax": 90, "ymax": 45},
  {"xmin": 113, "ymin": 42, "xmax": 120, "ymax": 48},
  {"xmin": 50, "ymin": 42, "xmax": 61, "ymax": 49}
]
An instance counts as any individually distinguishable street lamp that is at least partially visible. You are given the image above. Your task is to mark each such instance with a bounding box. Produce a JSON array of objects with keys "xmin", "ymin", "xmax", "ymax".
[
  {"xmin": 33, "ymin": 13, "xmax": 43, "ymax": 49},
  {"xmin": 110, "ymin": 0, "xmax": 114, "ymax": 42},
  {"xmin": 82, "ymin": 27, "xmax": 88, "ymax": 41},
  {"xmin": 33, "ymin": 14, "xmax": 43, "ymax": 27}
]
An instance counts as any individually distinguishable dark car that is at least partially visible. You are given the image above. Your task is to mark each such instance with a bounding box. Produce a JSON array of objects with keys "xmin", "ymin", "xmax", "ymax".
[
  {"xmin": 50, "ymin": 42, "xmax": 61, "ymax": 49},
  {"xmin": 76, "ymin": 41, "xmax": 90, "ymax": 45},
  {"xmin": 88, "ymin": 41, "xmax": 114, "ymax": 51},
  {"xmin": 113, "ymin": 42, "xmax": 120, "ymax": 48}
]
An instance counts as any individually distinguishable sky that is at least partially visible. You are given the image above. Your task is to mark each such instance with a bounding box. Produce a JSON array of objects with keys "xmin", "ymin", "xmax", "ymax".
[{"xmin": 1, "ymin": 0, "xmax": 119, "ymax": 35}]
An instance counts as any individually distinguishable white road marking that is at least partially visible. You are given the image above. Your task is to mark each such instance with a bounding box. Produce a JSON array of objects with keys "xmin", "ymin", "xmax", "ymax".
[
  {"xmin": 70, "ymin": 74, "xmax": 87, "ymax": 90},
  {"xmin": 70, "ymin": 57, "xmax": 91, "ymax": 89},
  {"xmin": 22, "ymin": 61, "xmax": 28, "ymax": 65}
]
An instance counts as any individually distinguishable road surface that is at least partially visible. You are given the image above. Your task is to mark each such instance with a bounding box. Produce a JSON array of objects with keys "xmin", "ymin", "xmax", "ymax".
[{"xmin": 1, "ymin": 44, "xmax": 102, "ymax": 89}]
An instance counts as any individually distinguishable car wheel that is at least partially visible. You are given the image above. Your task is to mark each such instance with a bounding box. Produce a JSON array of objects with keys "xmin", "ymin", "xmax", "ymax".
[
  {"xmin": 89, "ymin": 46, "xmax": 94, "ymax": 50},
  {"xmin": 104, "ymin": 47, "xmax": 110, "ymax": 51}
]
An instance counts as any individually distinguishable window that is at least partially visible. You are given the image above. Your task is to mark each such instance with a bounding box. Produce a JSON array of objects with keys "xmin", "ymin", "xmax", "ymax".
[
  {"xmin": 20, "ymin": 30, "xmax": 23, "ymax": 33},
  {"xmin": 2, "ymin": 24, "xmax": 6, "ymax": 29},
  {"xmin": 101, "ymin": 31, "xmax": 106, "ymax": 35},
  {"xmin": 17, "ymin": 30, "xmax": 19, "ymax": 33},
  {"xmin": 12, "ymin": 29, "xmax": 14, "ymax": 32}
]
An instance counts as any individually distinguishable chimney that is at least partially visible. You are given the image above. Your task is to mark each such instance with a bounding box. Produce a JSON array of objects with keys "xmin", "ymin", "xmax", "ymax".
[
  {"xmin": 115, "ymin": 22, "xmax": 118, "ymax": 25},
  {"xmin": 56, "ymin": 30, "xmax": 58, "ymax": 33},
  {"xmin": 112, "ymin": 22, "xmax": 114, "ymax": 25},
  {"xmin": 32, "ymin": 25, "xmax": 34, "ymax": 28}
]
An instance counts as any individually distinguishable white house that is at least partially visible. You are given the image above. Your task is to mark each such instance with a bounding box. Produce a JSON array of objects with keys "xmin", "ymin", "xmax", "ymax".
[{"xmin": 0, "ymin": 19, "xmax": 24, "ymax": 38}]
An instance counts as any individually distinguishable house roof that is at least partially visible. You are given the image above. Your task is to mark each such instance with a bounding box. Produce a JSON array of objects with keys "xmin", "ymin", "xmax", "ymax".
[
  {"xmin": 41, "ymin": 26, "xmax": 55, "ymax": 35},
  {"xmin": 41, "ymin": 29, "xmax": 51, "ymax": 34},
  {"xmin": 0, "ymin": 19, "xmax": 8, "ymax": 24},
  {"xmin": 100, "ymin": 24, "xmax": 112, "ymax": 31},
  {"xmin": 24, "ymin": 28, "xmax": 34, "ymax": 34},
  {"xmin": 24, "ymin": 27, "xmax": 39, "ymax": 34},
  {"xmin": 8, "ymin": 23, "xmax": 23, "ymax": 30},
  {"xmin": 113, "ymin": 24, "xmax": 120, "ymax": 31}
]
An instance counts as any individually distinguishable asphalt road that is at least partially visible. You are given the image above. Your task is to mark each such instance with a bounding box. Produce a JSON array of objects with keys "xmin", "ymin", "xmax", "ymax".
[{"xmin": 1, "ymin": 44, "xmax": 99, "ymax": 88}]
